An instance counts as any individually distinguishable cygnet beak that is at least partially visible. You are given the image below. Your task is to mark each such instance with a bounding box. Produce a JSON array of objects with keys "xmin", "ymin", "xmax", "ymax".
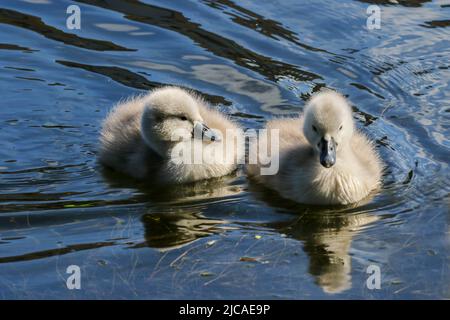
[
  {"xmin": 193, "ymin": 121, "xmax": 221, "ymax": 142},
  {"xmin": 319, "ymin": 137, "xmax": 336, "ymax": 168}
]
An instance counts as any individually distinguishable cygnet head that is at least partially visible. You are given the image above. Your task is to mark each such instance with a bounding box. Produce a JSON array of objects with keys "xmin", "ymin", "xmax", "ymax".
[
  {"xmin": 141, "ymin": 87, "xmax": 220, "ymax": 156},
  {"xmin": 303, "ymin": 90, "xmax": 354, "ymax": 168}
]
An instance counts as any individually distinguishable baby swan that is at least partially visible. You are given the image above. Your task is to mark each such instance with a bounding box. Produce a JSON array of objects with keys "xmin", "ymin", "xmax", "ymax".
[
  {"xmin": 99, "ymin": 87, "xmax": 243, "ymax": 183},
  {"xmin": 248, "ymin": 90, "xmax": 383, "ymax": 205}
]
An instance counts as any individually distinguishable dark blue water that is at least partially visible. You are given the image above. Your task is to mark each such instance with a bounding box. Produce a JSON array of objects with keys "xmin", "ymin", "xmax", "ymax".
[{"xmin": 0, "ymin": 0, "xmax": 448, "ymax": 299}]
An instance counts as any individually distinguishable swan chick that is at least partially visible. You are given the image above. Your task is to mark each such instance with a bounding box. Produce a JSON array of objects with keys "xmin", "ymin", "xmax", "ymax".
[
  {"xmin": 99, "ymin": 87, "xmax": 243, "ymax": 183},
  {"xmin": 248, "ymin": 90, "xmax": 383, "ymax": 205}
]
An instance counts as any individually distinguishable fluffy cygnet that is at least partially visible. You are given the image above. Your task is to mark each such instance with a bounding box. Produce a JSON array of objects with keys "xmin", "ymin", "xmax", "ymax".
[
  {"xmin": 99, "ymin": 87, "xmax": 243, "ymax": 183},
  {"xmin": 248, "ymin": 90, "xmax": 383, "ymax": 205}
]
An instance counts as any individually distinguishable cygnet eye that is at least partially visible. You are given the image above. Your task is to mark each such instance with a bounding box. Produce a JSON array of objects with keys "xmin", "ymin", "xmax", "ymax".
[
  {"xmin": 339, "ymin": 125, "xmax": 343, "ymax": 131},
  {"xmin": 180, "ymin": 116, "xmax": 188, "ymax": 121},
  {"xmin": 312, "ymin": 125, "xmax": 318, "ymax": 132}
]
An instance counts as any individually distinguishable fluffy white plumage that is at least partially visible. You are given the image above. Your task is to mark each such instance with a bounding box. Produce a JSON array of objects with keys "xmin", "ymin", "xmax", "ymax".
[
  {"xmin": 99, "ymin": 87, "xmax": 243, "ymax": 183},
  {"xmin": 248, "ymin": 90, "xmax": 383, "ymax": 205}
]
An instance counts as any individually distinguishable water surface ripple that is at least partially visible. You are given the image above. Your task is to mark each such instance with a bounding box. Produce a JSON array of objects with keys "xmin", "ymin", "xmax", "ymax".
[{"xmin": 0, "ymin": 0, "xmax": 448, "ymax": 299}]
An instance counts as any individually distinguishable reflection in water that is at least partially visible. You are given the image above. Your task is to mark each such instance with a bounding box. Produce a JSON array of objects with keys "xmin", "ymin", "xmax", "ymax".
[
  {"xmin": 74, "ymin": 0, "xmax": 321, "ymax": 82},
  {"xmin": 0, "ymin": 8, "xmax": 132, "ymax": 51},
  {"xmin": 138, "ymin": 210, "xmax": 226, "ymax": 250},
  {"xmin": 103, "ymin": 168, "xmax": 243, "ymax": 250},
  {"xmin": 101, "ymin": 166, "xmax": 244, "ymax": 205},
  {"xmin": 357, "ymin": 0, "xmax": 431, "ymax": 7},
  {"xmin": 202, "ymin": 0, "xmax": 329, "ymax": 53},
  {"xmin": 191, "ymin": 64, "xmax": 288, "ymax": 114},
  {"xmin": 56, "ymin": 59, "xmax": 158, "ymax": 90},
  {"xmin": 56, "ymin": 60, "xmax": 230, "ymax": 105},
  {"xmin": 0, "ymin": 241, "xmax": 115, "ymax": 264},
  {"xmin": 128, "ymin": 60, "xmax": 187, "ymax": 75},
  {"xmin": 271, "ymin": 212, "xmax": 378, "ymax": 294},
  {"xmin": 0, "ymin": 42, "xmax": 37, "ymax": 52},
  {"xmin": 422, "ymin": 20, "xmax": 450, "ymax": 29},
  {"xmin": 251, "ymin": 183, "xmax": 378, "ymax": 293}
]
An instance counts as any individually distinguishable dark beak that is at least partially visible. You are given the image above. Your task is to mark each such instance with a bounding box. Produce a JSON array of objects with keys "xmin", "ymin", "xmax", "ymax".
[
  {"xmin": 319, "ymin": 137, "xmax": 336, "ymax": 168},
  {"xmin": 193, "ymin": 121, "xmax": 221, "ymax": 142}
]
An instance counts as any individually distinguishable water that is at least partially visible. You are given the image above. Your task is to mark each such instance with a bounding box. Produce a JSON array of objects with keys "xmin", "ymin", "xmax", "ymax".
[{"xmin": 0, "ymin": 0, "xmax": 449, "ymax": 299}]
